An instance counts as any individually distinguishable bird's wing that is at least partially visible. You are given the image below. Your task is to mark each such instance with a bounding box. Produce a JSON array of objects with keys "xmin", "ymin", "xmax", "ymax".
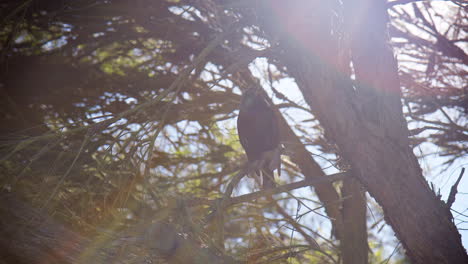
[{"xmin": 237, "ymin": 110, "xmax": 250, "ymax": 153}]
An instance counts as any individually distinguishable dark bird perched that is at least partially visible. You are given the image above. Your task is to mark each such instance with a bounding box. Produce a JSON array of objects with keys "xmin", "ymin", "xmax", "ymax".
[{"xmin": 237, "ymin": 88, "xmax": 281, "ymax": 189}]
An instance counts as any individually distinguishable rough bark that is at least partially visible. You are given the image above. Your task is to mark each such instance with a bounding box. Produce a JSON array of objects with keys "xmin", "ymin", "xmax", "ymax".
[
  {"xmin": 259, "ymin": 0, "xmax": 468, "ymax": 263},
  {"xmin": 342, "ymin": 0, "xmax": 467, "ymax": 263},
  {"xmin": 341, "ymin": 178, "xmax": 368, "ymax": 264}
]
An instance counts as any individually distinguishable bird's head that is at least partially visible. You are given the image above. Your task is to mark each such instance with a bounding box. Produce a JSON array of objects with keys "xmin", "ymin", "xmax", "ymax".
[{"xmin": 240, "ymin": 88, "xmax": 261, "ymax": 110}]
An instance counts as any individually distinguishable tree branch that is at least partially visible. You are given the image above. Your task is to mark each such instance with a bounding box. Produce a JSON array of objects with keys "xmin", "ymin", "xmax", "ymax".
[
  {"xmin": 223, "ymin": 172, "xmax": 347, "ymax": 208},
  {"xmin": 447, "ymin": 168, "xmax": 465, "ymax": 209},
  {"xmin": 0, "ymin": 192, "xmax": 240, "ymax": 264}
]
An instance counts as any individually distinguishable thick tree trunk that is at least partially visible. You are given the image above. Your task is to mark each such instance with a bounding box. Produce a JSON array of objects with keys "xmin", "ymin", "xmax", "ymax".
[
  {"xmin": 259, "ymin": 0, "xmax": 468, "ymax": 263},
  {"xmin": 341, "ymin": 178, "xmax": 368, "ymax": 264}
]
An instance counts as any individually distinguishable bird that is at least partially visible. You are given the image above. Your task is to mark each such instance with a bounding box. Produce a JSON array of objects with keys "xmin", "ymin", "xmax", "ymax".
[{"xmin": 237, "ymin": 88, "xmax": 280, "ymax": 189}]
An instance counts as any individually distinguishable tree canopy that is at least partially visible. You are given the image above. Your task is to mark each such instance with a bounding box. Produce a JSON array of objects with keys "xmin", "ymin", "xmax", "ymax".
[{"xmin": 0, "ymin": 0, "xmax": 466, "ymax": 263}]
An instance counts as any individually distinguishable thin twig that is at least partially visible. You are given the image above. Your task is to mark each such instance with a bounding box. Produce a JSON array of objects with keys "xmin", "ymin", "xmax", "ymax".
[
  {"xmin": 222, "ymin": 172, "xmax": 347, "ymax": 209},
  {"xmin": 202, "ymin": 171, "xmax": 347, "ymax": 223},
  {"xmin": 447, "ymin": 168, "xmax": 465, "ymax": 208}
]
